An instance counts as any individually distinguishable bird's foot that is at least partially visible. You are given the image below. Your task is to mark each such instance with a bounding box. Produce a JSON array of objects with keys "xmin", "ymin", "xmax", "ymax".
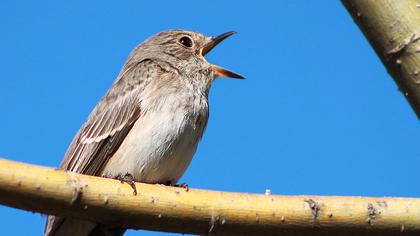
[
  {"xmin": 170, "ymin": 182, "xmax": 189, "ymax": 192},
  {"xmin": 114, "ymin": 173, "xmax": 138, "ymax": 195}
]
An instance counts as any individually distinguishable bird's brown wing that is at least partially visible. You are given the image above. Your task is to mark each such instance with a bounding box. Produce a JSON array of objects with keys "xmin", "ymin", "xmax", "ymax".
[
  {"xmin": 60, "ymin": 59, "xmax": 162, "ymax": 174},
  {"xmin": 45, "ymin": 59, "xmax": 163, "ymax": 236}
]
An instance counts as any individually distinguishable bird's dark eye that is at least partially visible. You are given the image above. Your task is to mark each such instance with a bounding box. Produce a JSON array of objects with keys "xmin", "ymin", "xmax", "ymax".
[{"xmin": 179, "ymin": 36, "xmax": 193, "ymax": 48}]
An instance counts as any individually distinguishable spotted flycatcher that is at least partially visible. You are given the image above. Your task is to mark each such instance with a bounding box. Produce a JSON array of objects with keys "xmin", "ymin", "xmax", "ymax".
[{"xmin": 44, "ymin": 30, "xmax": 243, "ymax": 236}]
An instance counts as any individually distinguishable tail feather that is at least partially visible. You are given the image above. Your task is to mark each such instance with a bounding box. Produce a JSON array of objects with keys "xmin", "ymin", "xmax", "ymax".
[{"xmin": 44, "ymin": 216, "xmax": 96, "ymax": 236}]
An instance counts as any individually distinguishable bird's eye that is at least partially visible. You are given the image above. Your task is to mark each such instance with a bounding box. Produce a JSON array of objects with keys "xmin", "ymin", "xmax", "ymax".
[{"xmin": 179, "ymin": 36, "xmax": 193, "ymax": 48}]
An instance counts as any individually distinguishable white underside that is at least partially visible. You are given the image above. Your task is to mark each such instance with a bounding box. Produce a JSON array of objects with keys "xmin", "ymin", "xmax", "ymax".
[
  {"xmin": 51, "ymin": 77, "xmax": 210, "ymax": 236},
  {"xmin": 102, "ymin": 91, "xmax": 207, "ymax": 184}
]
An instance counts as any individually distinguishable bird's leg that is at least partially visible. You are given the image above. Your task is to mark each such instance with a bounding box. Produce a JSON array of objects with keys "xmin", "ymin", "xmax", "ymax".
[
  {"xmin": 165, "ymin": 181, "xmax": 189, "ymax": 192},
  {"xmin": 176, "ymin": 182, "xmax": 189, "ymax": 192},
  {"xmin": 114, "ymin": 173, "xmax": 138, "ymax": 195}
]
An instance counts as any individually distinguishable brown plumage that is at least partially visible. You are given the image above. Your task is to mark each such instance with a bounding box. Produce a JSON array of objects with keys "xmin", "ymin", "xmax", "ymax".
[{"xmin": 45, "ymin": 30, "xmax": 243, "ymax": 236}]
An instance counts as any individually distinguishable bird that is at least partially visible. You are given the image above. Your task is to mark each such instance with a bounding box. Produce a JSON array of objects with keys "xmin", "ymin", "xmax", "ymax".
[{"xmin": 44, "ymin": 29, "xmax": 244, "ymax": 236}]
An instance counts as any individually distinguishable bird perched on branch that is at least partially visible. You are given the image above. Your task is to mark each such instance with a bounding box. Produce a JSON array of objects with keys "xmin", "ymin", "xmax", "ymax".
[{"xmin": 44, "ymin": 30, "xmax": 244, "ymax": 236}]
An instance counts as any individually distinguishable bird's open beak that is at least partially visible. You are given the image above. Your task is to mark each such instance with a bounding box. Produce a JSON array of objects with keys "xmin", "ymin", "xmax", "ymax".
[{"xmin": 201, "ymin": 31, "xmax": 245, "ymax": 79}]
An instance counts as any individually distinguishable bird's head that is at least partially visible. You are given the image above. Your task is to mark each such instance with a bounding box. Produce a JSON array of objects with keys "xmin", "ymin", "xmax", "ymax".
[{"xmin": 134, "ymin": 30, "xmax": 244, "ymax": 80}]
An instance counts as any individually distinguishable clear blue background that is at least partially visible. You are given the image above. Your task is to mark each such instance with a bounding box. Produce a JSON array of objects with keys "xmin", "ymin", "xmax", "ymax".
[{"xmin": 1, "ymin": 1, "xmax": 419, "ymax": 235}]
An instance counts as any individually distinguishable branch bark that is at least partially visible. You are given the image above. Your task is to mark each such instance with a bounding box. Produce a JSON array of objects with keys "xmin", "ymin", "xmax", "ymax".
[
  {"xmin": 0, "ymin": 158, "xmax": 419, "ymax": 235},
  {"xmin": 342, "ymin": 0, "xmax": 420, "ymax": 119}
]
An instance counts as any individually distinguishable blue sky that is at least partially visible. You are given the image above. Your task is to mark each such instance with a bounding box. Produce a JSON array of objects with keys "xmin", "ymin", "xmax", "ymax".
[{"xmin": 1, "ymin": 1, "xmax": 419, "ymax": 235}]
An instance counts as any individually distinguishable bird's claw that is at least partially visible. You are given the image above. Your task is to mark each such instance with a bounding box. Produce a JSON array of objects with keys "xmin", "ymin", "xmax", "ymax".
[
  {"xmin": 114, "ymin": 173, "xmax": 138, "ymax": 195},
  {"xmin": 173, "ymin": 182, "xmax": 189, "ymax": 192}
]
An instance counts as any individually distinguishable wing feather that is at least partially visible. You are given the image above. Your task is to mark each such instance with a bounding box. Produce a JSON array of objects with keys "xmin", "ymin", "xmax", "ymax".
[
  {"xmin": 45, "ymin": 59, "xmax": 163, "ymax": 236},
  {"xmin": 60, "ymin": 59, "xmax": 160, "ymax": 174}
]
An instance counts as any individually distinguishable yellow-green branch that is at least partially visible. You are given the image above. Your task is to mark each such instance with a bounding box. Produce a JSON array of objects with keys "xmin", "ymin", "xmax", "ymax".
[
  {"xmin": 0, "ymin": 158, "xmax": 419, "ymax": 235},
  {"xmin": 342, "ymin": 0, "xmax": 420, "ymax": 119}
]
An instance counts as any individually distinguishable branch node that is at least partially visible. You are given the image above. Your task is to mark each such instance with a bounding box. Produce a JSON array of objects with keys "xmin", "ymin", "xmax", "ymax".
[
  {"xmin": 376, "ymin": 200, "xmax": 388, "ymax": 208},
  {"xmin": 387, "ymin": 33, "xmax": 419, "ymax": 54},
  {"xmin": 103, "ymin": 196, "xmax": 109, "ymax": 205},
  {"xmin": 67, "ymin": 175, "xmax": 87, "ymax": 205},
  {"xmin": 304, "ymin": 199, "xmax": 320, "ymax": 220},
  {"xmin": 209, "ymin": 215, "xmax": 218, "ymax": 233},
  {"xmin": 367, "ymin": 203, "xmax": 381, "ymax": 225}
]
